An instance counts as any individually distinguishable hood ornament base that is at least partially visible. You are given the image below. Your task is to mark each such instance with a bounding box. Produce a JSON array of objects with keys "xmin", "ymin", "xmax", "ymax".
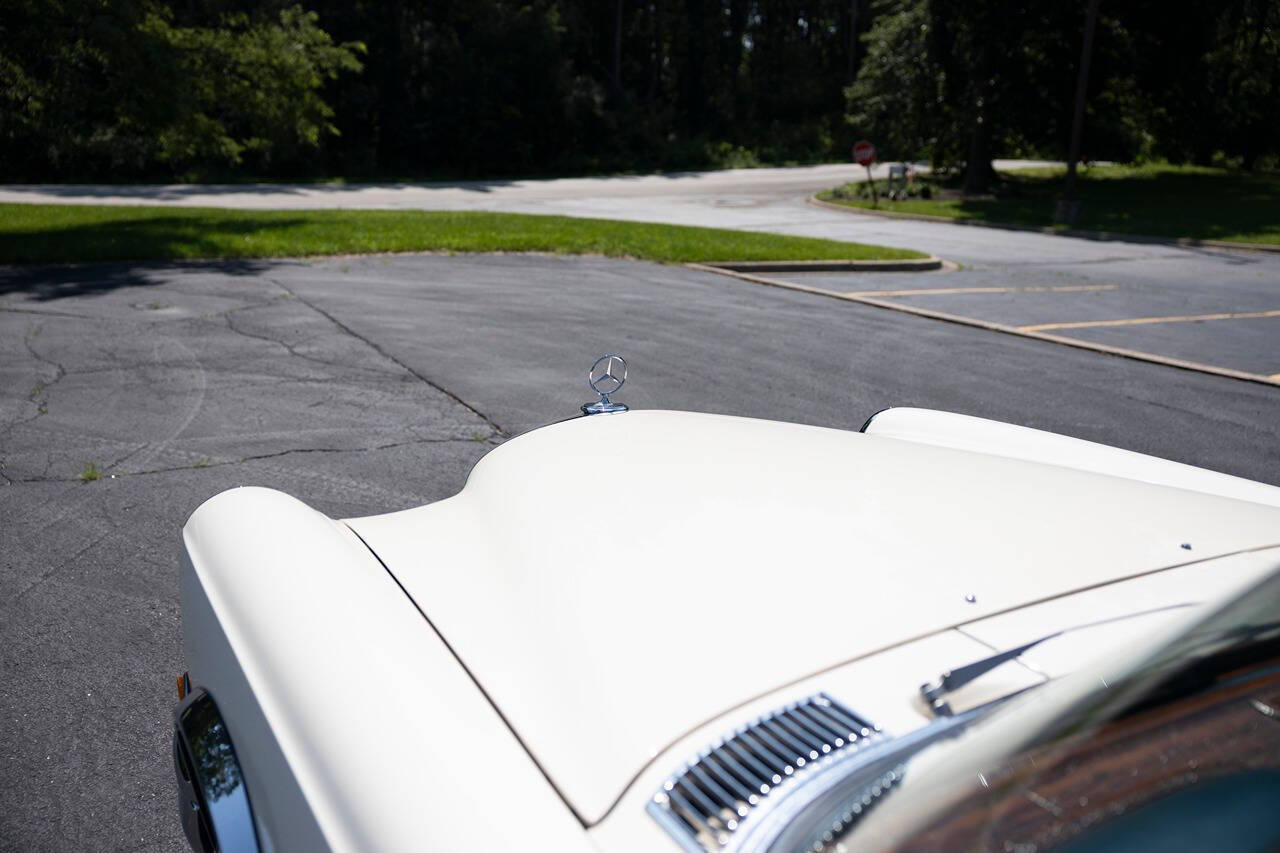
[{"xmin": 583, "ymin": 354, "xmax": 629, "ymax": 415}]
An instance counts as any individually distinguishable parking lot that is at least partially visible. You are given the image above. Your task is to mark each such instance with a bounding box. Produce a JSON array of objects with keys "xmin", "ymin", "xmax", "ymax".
[
  {"xmin": 5, "ymin": 154, "xmax": 1280, "ymax": 853},
  {"xmin": 3, "ymin": 251, "xmax": 1279, "ymax": 850},
  {"xmin": 10, "ymin": 164, "xmax": 1277, "ymax": 389},
  {"xmin": 712, "ymin": 245, "xmax": 1280, "ymax": 383}
]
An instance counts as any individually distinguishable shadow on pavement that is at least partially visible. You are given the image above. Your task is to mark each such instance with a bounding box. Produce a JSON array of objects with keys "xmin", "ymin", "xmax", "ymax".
[
  {"xmin": 912, "ymin": 168, "xmax": 1280, "ymax": 249},
  {"xmin": 0, "ymin": 258, "xmax": 275, "ymax": 300},
  {"xmin": 0, "ymin": 176, "xmax": 530, "ymax": 200},
  {"xmin": 0, "ymin": 163, "xmax": 838, "ymax": 203}
]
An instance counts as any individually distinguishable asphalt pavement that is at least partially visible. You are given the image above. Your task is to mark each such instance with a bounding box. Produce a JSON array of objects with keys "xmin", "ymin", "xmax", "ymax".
[
  {"xmin": 2, "ymin": 161, "xmax": 1062, "ymax": 209},
  {"xmin": 5, "ymin": 162, "xmax": 1278, "ymax": 382},
  {"xmin": 2, "ymin": 253, "xmax": 1279, "ymax": 851}
]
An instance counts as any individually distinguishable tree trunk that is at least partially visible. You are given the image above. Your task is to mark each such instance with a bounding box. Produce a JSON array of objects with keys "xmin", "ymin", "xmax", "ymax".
[
  {"xmin": 961, "ymin": 2, "xmax": 995, "ymax": 196},
  {"xmin": 1060, "ymin": 0, "xmax": 1099, "ymax": 221},
  {"xmin": 963, "ymin": 109, "xmax": 993, "ymax": 194},
  {"xmin": 848, "ymin": 0, "xmax": 859, "ymax": 82},
  {"xmin": 646, "ymin": 1, "xmax": 659, "ymax": 108},
  {"xmin": 609, "ymin": 0, "xmax": 624, "ymax": 105},
  {"xmin": 679, "ymin": 0, "xmax": 709, "ymax": 135},
  {"xmin": 728, "ymin": 0, "xmax": 747, "ymax": 124}
]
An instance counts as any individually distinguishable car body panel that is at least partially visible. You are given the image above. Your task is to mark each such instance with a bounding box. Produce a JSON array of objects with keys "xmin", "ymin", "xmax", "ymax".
[
  {"xmin": 181, "ymin": 487, "xmax": 592, "ymax": 851},
  {"xmin": 847, "ymin": 545, "xmax": 1280, "ymax": 852},
  {"xmin": 863, "ymin": 407, "xmax": 1280, "ymax": 508},
  {"xmin": 344, "ymin": 409, "xmax": 1280, "ymax": 823},
  {"xmin": 584, "ymin": 628, "xmax": 1023, "ymax": 853},
  {"xmin": 959, "ymin": 547, "xmax": 1280, "ymax": 678},
  {"xmin": 589, "ymin": 547, "xmax": 1280, "ymax": 852}
]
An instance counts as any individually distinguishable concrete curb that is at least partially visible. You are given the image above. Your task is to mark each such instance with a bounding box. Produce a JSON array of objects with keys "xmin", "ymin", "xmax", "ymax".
[
  {"xmin": 806, "ymin": 195, "xmax": 1280, "ymax": 255},
  {"xmin": 700, "ymin": 257, "xmax": 942, "ymax": 273},
  {"xmin": 688, "ymin": 263, "xmax": 1280, "ymax": 389}
]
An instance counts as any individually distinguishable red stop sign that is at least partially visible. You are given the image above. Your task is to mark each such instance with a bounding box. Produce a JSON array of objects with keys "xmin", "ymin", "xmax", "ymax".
[{"xmin": 852, "ymin": 140, "xmax": 876, "ymax": 166}]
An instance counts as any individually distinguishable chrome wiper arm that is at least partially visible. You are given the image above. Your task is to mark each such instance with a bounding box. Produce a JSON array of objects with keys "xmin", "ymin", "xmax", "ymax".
[
  {"xmin": 920, "ymin": 633, "xmax": 1060, "ymax": 717},
  {"xmin": 920, "ymin": 603, "xmax": 1197, "ymax": 718}
]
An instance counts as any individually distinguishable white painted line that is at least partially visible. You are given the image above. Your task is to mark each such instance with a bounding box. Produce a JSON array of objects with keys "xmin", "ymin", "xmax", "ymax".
[
  {"xmin": 1020, "ymin": 309, "xmax": 1280, "ymax": 333},
  {"xmin": 685, "ymin": 263, "xmax": 1280, "ymax": 388},
  {"xmin": 846, "ymin": 284, "xmax": 1119, "ymax": 298}
]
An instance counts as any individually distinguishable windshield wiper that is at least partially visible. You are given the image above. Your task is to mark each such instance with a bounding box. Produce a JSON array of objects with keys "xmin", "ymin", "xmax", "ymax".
[
  {"xmin": 920, "ymin": 604, "xmax": 1194, "ymax": 717},
  {"xmin": 921, "ymin": 634, "xmax": 1058, "ymax": 716}
]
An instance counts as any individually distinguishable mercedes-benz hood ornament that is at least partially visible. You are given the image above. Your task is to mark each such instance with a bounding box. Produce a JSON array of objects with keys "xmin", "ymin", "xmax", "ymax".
[{"xmin": 582, "ymin": 354, "xmax": 629, "ymax": 415}]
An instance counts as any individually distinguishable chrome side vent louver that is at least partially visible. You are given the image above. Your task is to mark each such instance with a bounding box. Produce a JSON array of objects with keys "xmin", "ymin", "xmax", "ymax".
[{"xmin": 647, "ymin": 693, "xmax": 897, "ymax": 851}]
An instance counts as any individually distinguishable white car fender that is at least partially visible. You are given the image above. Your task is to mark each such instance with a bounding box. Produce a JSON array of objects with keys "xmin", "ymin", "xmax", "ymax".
[
  {"xmin": 862, "ymin": 407, "xmax": 1280, "ymax": 507},
  {"xmin": 181, "ymin": 486, "xmax": 591, "ymax": 852}
]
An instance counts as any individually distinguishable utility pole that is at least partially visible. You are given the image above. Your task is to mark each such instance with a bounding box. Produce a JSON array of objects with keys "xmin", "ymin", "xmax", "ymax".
[{"xmin": 1057, "ymin": 0, "xmax": 1100, "ymax": 225}]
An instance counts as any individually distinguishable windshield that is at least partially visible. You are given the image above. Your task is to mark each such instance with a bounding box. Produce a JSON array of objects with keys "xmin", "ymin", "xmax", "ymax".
[{"xmin": 835, "ymin": 565, "xmax": 1280, "ymax": 852}]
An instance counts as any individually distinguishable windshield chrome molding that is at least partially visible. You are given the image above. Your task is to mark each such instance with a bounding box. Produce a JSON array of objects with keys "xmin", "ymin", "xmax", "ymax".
[{"xmin": 739, "ymin": 712, "xmax": 977, "ymax": 852}]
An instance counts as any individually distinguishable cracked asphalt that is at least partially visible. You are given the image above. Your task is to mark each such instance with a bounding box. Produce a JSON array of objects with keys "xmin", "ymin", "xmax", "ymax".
[
  {"xmin": 7, "ymin": 162, "xmax": 1279, "ymax": 382},
  {"xmin": 2, "ymin": 253, "xmax": 1279, "ymax": 851}
]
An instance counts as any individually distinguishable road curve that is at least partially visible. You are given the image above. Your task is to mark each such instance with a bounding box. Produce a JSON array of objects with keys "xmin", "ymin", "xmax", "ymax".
[{"xmin": 4, "ymin": 162, "xmax": 1278, "ymax": 378}]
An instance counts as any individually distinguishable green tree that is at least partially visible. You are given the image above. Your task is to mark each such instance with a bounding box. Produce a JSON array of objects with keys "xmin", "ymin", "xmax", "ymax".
[
  {"xmin": 0, "ymin": 1, "xmax": 361, "ymax": 180},
  {"xmin": 844, "ymin": 1, "xmax": 944, "ymax": 165},
  {"xmin": 142, "ymin": 6, "xmax": 364, "ymax": 173},
  {"xmin": 6, "ymin": 0, "xmax": 1278, "ymax": 182},
  {"xmin": 0, "ymin": 0, "xmax": 172, "ymax": 178},
  {"xmin": 847, "ymin": 0, "xmax": 1144, "ymax": 191},
  {"xmin": 1203, "ymin": 0, "xmax": 1279, "ymax": 169}
]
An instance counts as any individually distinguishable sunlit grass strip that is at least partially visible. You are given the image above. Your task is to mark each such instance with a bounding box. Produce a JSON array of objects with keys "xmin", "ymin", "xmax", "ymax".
[
  {"xmin": 818, "ymin": 164, "xmax": 1280, "ymax": 246},
  {"xmin": 0, "ymin": 204, "xmax": 925, "ymax": 264}
]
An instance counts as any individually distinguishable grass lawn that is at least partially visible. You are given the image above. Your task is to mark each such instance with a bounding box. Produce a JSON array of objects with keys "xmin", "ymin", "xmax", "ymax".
[
  {"xmin": 0, "ymin": 204, "xmax": 924, "ymax": 264},
  {"xmin": 818, "ymin": 163, "xmax": 1280, "ymax": 246}
]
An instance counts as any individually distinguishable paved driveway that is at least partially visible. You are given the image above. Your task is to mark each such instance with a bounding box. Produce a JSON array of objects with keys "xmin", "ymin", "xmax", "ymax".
[
  {"xmin": 2, "ymin": 253, "xmax": 1278, "ymax": 850},
  {"xmin": 5, "ymin": 162, "xmax": 1277, "ymax": 383}
]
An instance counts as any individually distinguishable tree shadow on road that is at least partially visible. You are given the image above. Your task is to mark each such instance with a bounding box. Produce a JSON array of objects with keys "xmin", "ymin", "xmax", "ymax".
[
  {"xmin": 0, "ymin": 258, "xmax": 278, "ymax": 301},
  {"xmin": 0, "ymin": 210, "xmax": 313, "ymax": 300},
  {"xmin": 932, "ymin": 167, "xmax": 1280, "ymax": 246},
  {"xmin": 0, "ymin": 179, "xmax": 525, "ymax": 201}
]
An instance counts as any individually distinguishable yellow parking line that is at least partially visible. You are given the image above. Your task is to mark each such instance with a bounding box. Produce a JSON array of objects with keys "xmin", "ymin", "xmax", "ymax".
[
  {"xmin": 686, "ymin": 263, "xmax": 1280, "ymax": 387},
  {"xmin": 847, "ymin": 284, "xmax": 1118, "ymax": 297},
  {"xmin": 1020, "ymin": 309, "xmax": 1280, "ymax": 333}
]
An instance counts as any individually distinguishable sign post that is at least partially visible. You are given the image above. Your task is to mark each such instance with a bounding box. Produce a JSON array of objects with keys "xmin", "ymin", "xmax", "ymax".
[{"xmin": 852, "ymin": 140, "xmax": 878, "ymax": 205}]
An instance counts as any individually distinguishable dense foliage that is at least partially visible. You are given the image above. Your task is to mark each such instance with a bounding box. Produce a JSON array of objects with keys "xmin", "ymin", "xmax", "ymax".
[
  {"xmin": 848, "ymin": 0, "xmax": 1280, "ymax": 187},
  {"xmin": 1, "ymin": 0, "xmax": 1276, "ymax": 182},
  {"xmin": 0, "ymin": 1, "xmax": 363, "ymax": 179}
]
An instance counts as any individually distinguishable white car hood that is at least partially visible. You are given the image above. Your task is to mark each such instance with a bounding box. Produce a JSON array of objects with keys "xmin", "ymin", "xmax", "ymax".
[{"xmin": 345, "ymin": 410, "xmax": 1280, "ymax": 824}]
